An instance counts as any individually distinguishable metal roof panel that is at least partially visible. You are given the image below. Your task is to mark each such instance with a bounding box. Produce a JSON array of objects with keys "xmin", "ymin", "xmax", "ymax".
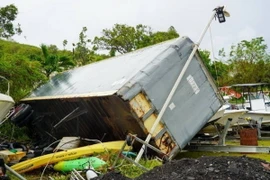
[{"xmin": 26, "ymin": 38, "xmax": 180, "ymax": 99}]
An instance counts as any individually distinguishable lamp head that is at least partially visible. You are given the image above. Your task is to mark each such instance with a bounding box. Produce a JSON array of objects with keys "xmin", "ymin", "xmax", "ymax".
[
  {"xmin": 215, "ymin": 6, "xmax": 226, "ymax": 23},
  {"xmin": 223, "ymin": 10, "xmax": 230, "ymax": 17}
]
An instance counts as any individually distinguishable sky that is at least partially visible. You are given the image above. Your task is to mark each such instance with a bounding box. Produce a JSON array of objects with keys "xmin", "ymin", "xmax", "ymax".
[{"xmin": 1, "ymin": 0, "xmax": 270, "ymax": 58}]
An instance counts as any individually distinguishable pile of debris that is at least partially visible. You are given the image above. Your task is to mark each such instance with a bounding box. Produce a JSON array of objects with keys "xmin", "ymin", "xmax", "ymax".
[{"xmin": 94, "ymin": 156, "xmax": 270, "ymax": 180}]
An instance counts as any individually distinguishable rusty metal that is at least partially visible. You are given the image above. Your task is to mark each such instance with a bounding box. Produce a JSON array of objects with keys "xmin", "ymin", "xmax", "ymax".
[
  {"xmin": 240, "ymin": 128, "xmax": 258, "ymax": 146},
  {"xmin": 129, "ymin": 93, "xmax": 176, "ymax": 155},
  {"xmin": 129, "ymin": 93, "xmax": 152, "ymax": 118},
  {"xmin": 128, "ymin": 134, "xmax": 168, "ymax": 158}
]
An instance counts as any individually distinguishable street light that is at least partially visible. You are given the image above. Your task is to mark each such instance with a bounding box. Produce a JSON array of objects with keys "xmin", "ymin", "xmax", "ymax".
[{"xmin": 215, "ymin": 6, "xmax": 230, "ymax": 23}]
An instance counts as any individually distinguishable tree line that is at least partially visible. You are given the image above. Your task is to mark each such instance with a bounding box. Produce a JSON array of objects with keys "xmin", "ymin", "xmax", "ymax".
[
  {"xmin": 201, "ymin": 37, "xmax": 270, "ymax": 86},
  {"xmin": 0, "ymin": 4, "xmax": 179, "ymax": 101},
  {"xmin": 1, "ymin": 4, "xmax": 270, "ymax": 102}
]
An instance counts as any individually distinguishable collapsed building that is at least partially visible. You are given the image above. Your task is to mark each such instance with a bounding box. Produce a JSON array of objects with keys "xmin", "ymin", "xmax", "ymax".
[{"xmin": 16, "ymin": 37, "xmax": 223, "ymax": 157}]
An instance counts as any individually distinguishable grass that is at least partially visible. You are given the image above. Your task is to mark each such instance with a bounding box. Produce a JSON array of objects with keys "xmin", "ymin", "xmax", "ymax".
[
  {"xmin": 0, "ymin": 121, "xmax": 30, "ymax": 143},
  {"xmin": 7, "ymin": 150, "xmax": 162, "ymax": 180},
  {"xmin": 177, "ymin": 139, "xmax": 270, "ymax": 162},
  {"xmin": 117, "ymin": 158, "xmax": 162, "ymax": 178}
]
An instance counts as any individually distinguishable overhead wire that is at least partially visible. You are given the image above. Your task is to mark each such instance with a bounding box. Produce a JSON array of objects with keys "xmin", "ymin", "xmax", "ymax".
[{"xmin": 209, "ymin": 24, "xmax": 219, "ymax": 87}]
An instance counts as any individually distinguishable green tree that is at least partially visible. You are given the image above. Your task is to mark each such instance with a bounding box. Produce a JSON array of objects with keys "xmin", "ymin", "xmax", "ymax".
[
  {"xmin": 151, "ymin": 26, "xmax": 179, "ymax": 45},
  {"xmin": 133, "ymin": 24, "xmax": 153, "ymax": 50},
  {"xmin": 93, "ymin": 24, "xmax": 179, "ymax": 55},
  {"xmin": 0, "ymin": 4, "xmax": 22, "ymax": 39},
  {"xmin": 74, "ymin": 27, "xmax": 92, "ymax": 65},
  {"xmin": 93, "ymin": 24, "xmax": 137, "ymax": 54},
  {"xmin": 199, "ymin": 50, "xmax": 212, "ymax": 73},
  {"xmin": 40, "ymin": 44, "xmax": 75, "ymax": 78},
  {"xmin": 226, "ymin": 37, "xmax": 270, "ymax": 84},
  {"xmin": 199, "ymin": 50, "xmax": 229, "ymax": 86},
  {"xmin": 229, "ymin": 37, "xmax": 267, "ymax": 63},
  {"xmin": 47, "ymin": 44, "xmax": 58, "ymax": 54},
  {"xmin": 63, "ymin": 39, "xmax": 68, "ymax": 50}
]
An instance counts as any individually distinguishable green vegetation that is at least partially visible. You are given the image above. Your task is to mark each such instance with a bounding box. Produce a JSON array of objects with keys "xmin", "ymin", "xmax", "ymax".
[
  {"xmin": 93, "ymin": 24, "xmax": 179, "ymax": 55},
  {"xmin": 0, "ymin": 121, "xmax": 30, "ymax": 142},
  {"xmin": 0, "ymin": 4, "xmax": 269, "ymax": 101},
  {"xmin": 118, "ymin": 159, "xmax": 162, "ymax": 178},
  {"xmin": 39, "ymin": 44, "xmax": 75, "ymax": 78},
  {"xmin": 200, "ymin": 37, "xmax": 270, "ymax": 86},
  {"xmin": 11, "ymin": 150, "xmax": 162, "ymax": 180},
  {"xmin": 2, "ymin": 3, "xmax": 270, "ymax": 179},
  {"xmin": 0, "ymin": 39, "xmax": 47, "ymax": 101},
  {"xmin": 0, "ymin": 4, "xmax": 183, "ymax": 149},
  {"xmin": 0, "ymin": 4, "xmax": 22, "ymax": 39},
  {"xmin": 0, "ymin": 4, "xmax": 181, "ymax": 102},
  {"xmin": 8, "ymin": 140, "xmax": 270, "ymax": 179},
  {"xmin": 177, "ymin": 151, "xmax": 270, "ymax": 164},
  {"xmin": 177, "ymin": 139, "xmax": 270, "ymax": 162},
  {"xmin": 2, "ymin": 5, "xmax": 268, "ymax": 103}
]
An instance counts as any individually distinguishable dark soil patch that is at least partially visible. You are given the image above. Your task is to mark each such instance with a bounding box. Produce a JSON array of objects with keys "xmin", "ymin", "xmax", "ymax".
[
  {"xmin": 93, "ymin": 171, "xmax": 130, "ymax": 180},
  {"xmin": 94, "ymin": 156, "xmax": 270, "ymax": 180}
]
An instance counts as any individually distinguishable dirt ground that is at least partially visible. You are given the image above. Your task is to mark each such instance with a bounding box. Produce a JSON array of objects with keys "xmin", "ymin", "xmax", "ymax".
[{"xmin": 94, "ymin": 156, "xmax": 270, "ymax": 180}]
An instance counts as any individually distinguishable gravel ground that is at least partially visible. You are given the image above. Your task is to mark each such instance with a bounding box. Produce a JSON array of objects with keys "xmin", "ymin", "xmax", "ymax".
[{"xmin": 94, "ymin": 156, "xmax": 270, "ymax": 180}]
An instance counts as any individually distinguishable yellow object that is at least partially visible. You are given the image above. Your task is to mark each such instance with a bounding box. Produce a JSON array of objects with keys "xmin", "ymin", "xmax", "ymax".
[
  {"xmin": 11, "ymin": 141, "xmax": 129, "ymax": 173},
  {"xmin": 130, "ymin": 93, "xmax": 175, "ymax": 154},
  {"xmin": 0, "ymin": 150, "xmax": 26, "ymax": 163}
]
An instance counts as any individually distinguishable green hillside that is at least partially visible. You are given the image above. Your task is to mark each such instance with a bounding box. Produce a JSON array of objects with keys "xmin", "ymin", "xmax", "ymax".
[
  {"xmin": 0, "ymin": 39, "xmax": 42, "ymax": 57},
  {"xmin": 0, "ymin": 40, "xmax": 47, "ymax": 101}
]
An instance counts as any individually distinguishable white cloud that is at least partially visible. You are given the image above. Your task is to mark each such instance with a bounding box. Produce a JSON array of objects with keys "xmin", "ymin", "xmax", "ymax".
[
  {"xmin": 1, "ymin": 0, "xmax": 269, "ymax": 54},
  {"xmin": 237, "ymin": 26, "xmax": 257, "ymax": 42}
]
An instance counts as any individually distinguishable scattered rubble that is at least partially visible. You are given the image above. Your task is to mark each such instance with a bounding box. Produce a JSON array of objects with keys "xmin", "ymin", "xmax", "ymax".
[{"xmin": 94, "ymin": 156, "xmax": 270, "ymax": 180}]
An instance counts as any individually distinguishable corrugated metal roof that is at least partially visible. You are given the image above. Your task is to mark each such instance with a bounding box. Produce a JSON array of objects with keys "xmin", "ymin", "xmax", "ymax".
[{"xmin": 26, "ymin": 38, "xmax": 180, "ymax": 99}]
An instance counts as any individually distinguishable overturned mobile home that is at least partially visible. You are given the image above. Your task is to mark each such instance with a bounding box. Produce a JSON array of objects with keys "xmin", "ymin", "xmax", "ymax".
[{"xmin": 18, "ymin": 37, "xmax": 223, "ymax": 156}]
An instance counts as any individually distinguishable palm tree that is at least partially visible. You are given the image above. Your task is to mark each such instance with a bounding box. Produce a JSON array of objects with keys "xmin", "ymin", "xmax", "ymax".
[{"xmin": 40, "ymin": 44, "xmax": 75, "ymax": 78}]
